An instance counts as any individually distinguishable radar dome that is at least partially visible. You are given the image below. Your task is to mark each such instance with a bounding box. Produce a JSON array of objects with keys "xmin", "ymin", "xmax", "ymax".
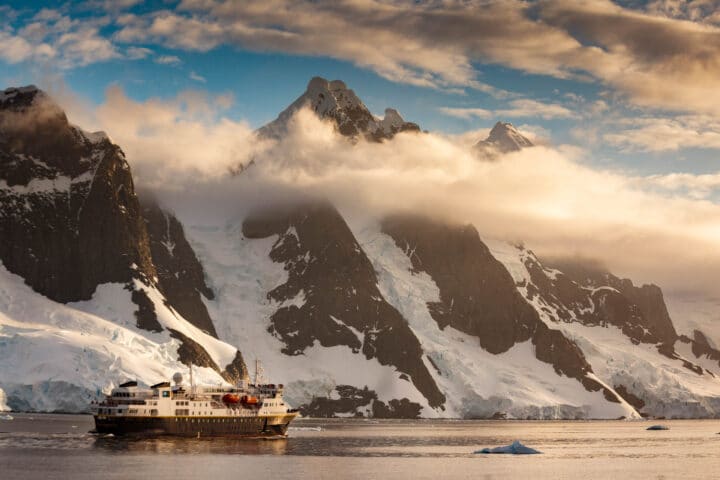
[{"xmin": 172, "ymin": 372, "xmax": 183, "ymax": 385}]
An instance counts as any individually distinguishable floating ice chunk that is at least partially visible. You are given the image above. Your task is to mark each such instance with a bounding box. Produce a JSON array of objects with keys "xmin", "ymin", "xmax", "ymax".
[
  {"xmin": 475, "ymin": 440, "xmax": 541, "ymax": 454},
  {"xmin": 646, "ymin": 425, "xmax": 669, "ymax": 431},
  {"xmin": 0, "ymin": 414, "xmax": 13, "ymax": 420}
]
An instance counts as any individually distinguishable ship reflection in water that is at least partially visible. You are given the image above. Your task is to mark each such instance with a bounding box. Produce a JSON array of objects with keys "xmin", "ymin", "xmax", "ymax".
[{"xmin": 92, "ymin": 435, "xmax": 289, "ymax": 455}]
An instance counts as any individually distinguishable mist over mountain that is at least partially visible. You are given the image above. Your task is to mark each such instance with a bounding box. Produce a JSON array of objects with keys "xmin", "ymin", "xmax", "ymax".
[{"xmin": 2, "ymin": 79, "xmax": 720, "ymax": 419}]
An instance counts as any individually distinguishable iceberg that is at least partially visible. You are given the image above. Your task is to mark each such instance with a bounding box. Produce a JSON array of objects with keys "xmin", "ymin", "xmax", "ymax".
[
  {"xmin": 646, "ymin": 425, "xmax": 669, "ymax": 431},
  {"xmin": 475, "ymin": 440, "xmax": 541, "ymax": 454}
]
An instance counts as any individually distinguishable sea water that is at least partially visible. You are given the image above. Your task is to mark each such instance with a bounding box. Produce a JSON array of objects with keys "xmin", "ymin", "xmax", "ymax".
[{"xmin": 1, "ymin": 414, "xmax": 719, "ymax": 479}]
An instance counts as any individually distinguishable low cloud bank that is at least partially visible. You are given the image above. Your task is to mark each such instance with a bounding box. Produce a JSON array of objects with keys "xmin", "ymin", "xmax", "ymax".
[{"xmin": 67, "ymin": 88, "xmax": 720, "ymax": 300}]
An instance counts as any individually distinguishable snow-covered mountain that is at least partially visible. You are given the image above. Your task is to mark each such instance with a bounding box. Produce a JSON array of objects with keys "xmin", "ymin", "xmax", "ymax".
[
  {"xmin": 0, "ymin": 86, "xmax": 246, "ymax": 411},
  {"xmin": 258, "ymin": 76, "xmax": 421, "ymax": 142},
  {"xmin": 474, "ymin": 121, "xmax": 533, "ymax": 159},
  {"xmin": 2, "ymin": 82, "xmax": 720, "ymax": 418}
]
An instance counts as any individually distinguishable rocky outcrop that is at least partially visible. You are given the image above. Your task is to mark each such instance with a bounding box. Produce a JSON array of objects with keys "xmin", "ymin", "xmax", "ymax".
[
  {"xmin": 169, "ymin": 329, "xmax": 248, "ymax": 384},
  {"xmin": 381, "ymin": 214, "xmax": 618, "ymax": 400},
  {"xmin": 243, "ymin": 201, "xmax": 445, "ymax": 408},
  {"xmin": 141, "ymin": 197, "xmax": 217, "ymax": 337},
  {"xmin": 299, "ymin": 385, "xmax": 422, "ymax": 418},
  {"xmin": 516, "ymin": 253, "xmax": 679, "ymax": 346},
  {"xmin": 547, "ymin": 257, "xmax": 677, "ymax": 345},
  {"xmin": 690, "ymin": 330, "xmax": 720, "ymax": 364},
  {"xmin": 676, "ymin": 330, "xmax": 720, "ymax": 371},
  {"xmin": 258, "ymin": 76, "xmax": 420, "ymax": 142}
]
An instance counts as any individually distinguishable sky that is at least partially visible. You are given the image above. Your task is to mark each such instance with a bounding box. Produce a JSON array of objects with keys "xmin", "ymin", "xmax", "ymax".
[{"xmin": 2, "ymin": 1, "xmax": 720, "ymax": 311}]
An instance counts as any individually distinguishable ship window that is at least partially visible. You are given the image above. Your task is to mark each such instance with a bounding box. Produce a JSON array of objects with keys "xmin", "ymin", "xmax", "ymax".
[{"xmin": 162, "ymin": 391, "xmax": 170, "ymax": 398}]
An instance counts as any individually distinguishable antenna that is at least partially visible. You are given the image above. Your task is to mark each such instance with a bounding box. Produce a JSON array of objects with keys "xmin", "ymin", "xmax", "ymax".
[
  {"xmin": 189, "ymin": 363, "xmax": 195, "ymax": 396},
  {"xmin": 254, "ymin": 359, "xmax": 265, "ymax": 385}
]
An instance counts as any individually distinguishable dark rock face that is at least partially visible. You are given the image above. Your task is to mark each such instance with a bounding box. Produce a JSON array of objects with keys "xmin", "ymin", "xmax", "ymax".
[
  {"xmin": 299, "ymin": 385, "xmax": 422, "ymax": 418},
  {"xmin": 141, "ymin": 197, "xmax": 217, "ymax": 337},
  {"xmin": 257, "ymin": 77, "xmax": 421, "ymax": 142},
  {"xmin": 243, "ymin": 201, "xmax": 444, "ymax": 408},
  {"xmin": 382, "ymin": 215, "xmax": 537, "ymax": 354},
  {"xmin": 0, "ymin": 86, "xmax": 155, "ymax": 303},
  {"xmin": 381, "ymin": 214, "xmax": 617, "ymax": 400},
  {"xmin": 131, "ymin": 288, "xmax": 163, "ymax": 332}
]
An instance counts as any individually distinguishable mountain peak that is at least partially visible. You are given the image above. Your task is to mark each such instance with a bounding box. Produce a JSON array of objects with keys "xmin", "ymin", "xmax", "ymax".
[
  {"xmin": 474, "ymin": 121, "xmax": 533, "ymax": 159},
  {"xmin": 0, "ymin": 85, "xmax": 51, "ymax": 111},
  {"xmin": 258, "ymin": 76, "xmax": 420, "ymax": 142},
  {"xmin": 306, "ymin": 76, "xmax": 347, "ymax": 92}
]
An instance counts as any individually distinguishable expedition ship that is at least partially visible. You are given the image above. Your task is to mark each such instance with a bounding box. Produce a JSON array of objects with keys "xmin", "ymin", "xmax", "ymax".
[{"xmin": 91, "ymin": 366, "xmax": 299, "ymax": 437}]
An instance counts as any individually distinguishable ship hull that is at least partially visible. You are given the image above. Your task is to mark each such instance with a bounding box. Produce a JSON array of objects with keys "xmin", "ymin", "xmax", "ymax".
[{"xmin": 94, "ymin": 413, "xmax": 296, "ymax": 438}]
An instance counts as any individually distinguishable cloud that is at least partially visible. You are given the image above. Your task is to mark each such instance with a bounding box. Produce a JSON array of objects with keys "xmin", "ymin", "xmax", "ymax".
[
  {"xmin": 103, "ymin": 0, "xmax": 720, "ymax": 114},
  {"xmin": 57, "ymin": 90, "xmax": 720, "ymax": 301},
  {"xmin": 440, "ymin": 98, "xmax": 576, "ymax": 121},
  {"xmin": 126, "ymin": 46, "xmax": 152, "ymax": 59},
  {"xmin": 646, "ymin": 0, "xmax": 720, "ymax": 24},
  {"xmin": 71, "ymin": 85, "xmax": 258, "ymax": 188},
  {"xmin": 0, "ymin": 30, "xmax": 56, "ymax": 64},
  {"xmin": 640, "ymin": 172, "xmax": 720, "ymax": 199},
  {"xmin": 605, "ymin": 115, "xmax": 720, "ymax": 152},
  {"xmin": 0, "ymin": 11, "xmax": 119, "ymax": 68},
  {"xmin": 496, "ymin": 99, "xmax": 577, "ymax": 119},
  {"xmin": 438, "ymin": 107, "xmax": 493, "ymax": 120},
  {"xmin": 189, "ymin": 71, "xmax": 206, "ymax": 83},
  {"xmin": 6, "ymin": 1, "xmax": 720, "ymax": 114},
  {"xmin": 154, "ymin": 54, "xmax": 181, "ymax": 65},
  {"xmin": 246, "ymin": 108, "xmax": 720, "ymax": 298}
]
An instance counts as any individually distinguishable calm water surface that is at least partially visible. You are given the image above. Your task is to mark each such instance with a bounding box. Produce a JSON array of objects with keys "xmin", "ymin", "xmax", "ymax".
[{"xmin": 0, "ymin": 414, "xmax": 718, "ymax": 479}]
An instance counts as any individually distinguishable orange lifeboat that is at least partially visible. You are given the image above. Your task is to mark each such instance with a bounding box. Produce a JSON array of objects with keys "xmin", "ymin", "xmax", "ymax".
[
  {"xmin": 222, "ymin": 393, "xmax": 240, "ymax": 404},
  {"xmin": 241, "ymin": 395, "xmax": 258, "ymax": 405}
]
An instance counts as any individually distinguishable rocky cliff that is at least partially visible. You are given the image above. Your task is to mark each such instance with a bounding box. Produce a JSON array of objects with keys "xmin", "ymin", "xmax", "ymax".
[{"xmin": 0, "ymin": 86, "xmax": 155, "ymax": 303}]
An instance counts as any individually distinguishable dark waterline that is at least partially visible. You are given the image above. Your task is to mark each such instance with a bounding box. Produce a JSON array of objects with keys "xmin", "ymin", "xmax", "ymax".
[{"xmin": 1, "ymin": 414, "xmax": 719, "ymax": 479}]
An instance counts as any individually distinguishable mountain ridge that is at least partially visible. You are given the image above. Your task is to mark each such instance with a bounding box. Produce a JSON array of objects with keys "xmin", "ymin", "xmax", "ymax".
[{"xmin": 2, "ymin": 82, "xmax": 720, "ymax": 418}]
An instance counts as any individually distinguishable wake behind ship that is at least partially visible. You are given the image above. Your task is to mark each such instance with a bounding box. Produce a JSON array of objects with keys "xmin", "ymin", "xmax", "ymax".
[{"xmin": 91, "ymin": 370, "xmax": 299, "ymax": 437}]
